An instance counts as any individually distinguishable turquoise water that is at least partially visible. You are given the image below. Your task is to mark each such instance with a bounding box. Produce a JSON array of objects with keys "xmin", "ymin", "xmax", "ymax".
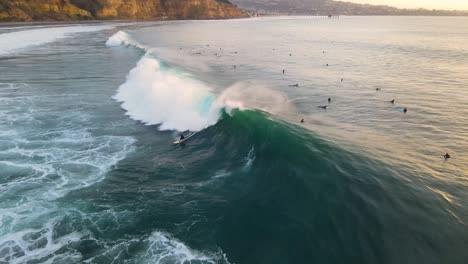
[{"xmin": 0, "ymin": 17, "xmax": 467, "ymax": 264}]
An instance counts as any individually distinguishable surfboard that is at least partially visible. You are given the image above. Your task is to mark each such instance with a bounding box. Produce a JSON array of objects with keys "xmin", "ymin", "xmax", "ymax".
[{"xmin": 173, "ymin": 132, "xmax": 197, "ymax": 144}]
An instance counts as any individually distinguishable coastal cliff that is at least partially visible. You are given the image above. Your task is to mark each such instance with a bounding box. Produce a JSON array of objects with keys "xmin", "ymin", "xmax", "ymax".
[
  {"xmin": 0, "ymin": 0, "xmax": 92, "ymax": 21},
  {"xmin": 0, "ymin": 0, "xmax": 247, "ymax": 21}
]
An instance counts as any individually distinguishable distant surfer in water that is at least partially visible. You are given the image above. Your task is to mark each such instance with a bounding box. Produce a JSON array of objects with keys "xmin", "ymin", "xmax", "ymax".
[
  {"xmin": 318, "ymin": 105, "xmax": 328, "ymax": 109},
  {"xmin": 283, "ymin": 69, "xmax": 285, "ymax": 74},
  {"xmin": 300, "ymin": 119, "xmax": 304, "ymax": 123},
  {"xmin": 390, "ymin": 99, "xmax": 395, "ymax": 104},
  {"xmin": 328, "ymin": 98, "xmax": 332, "ymax": 103},
  {"xmin": 403, "ymin": 108, "xmax": 408, "ymax": 113},
  {"xmin": 341, "ymin": 78, "xmax": 343, "ymax": 82},
  {"xmin": 289, "ymin": 84, "xmax": 299, "ymax": 87},
  {"xmin": 376, "ymin": 88, "xmax": 381, "ymax": 91},
  {"xmin": 444, "ymin": 153, "xmax": 451, "ymax": 159}
]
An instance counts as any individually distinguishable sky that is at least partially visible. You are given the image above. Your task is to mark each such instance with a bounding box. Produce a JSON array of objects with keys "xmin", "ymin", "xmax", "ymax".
[{"xmin": 343, "ymin": 0, "xmax": 468, "ymax": 10}]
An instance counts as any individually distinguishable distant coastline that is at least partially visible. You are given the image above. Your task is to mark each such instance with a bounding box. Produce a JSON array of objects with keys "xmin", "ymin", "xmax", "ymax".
[
  {"xmin": 1, "ymin": 0, "xmax": 466, "ymax": 23},
  {"xmin": 233, "ymin": 0, "xmax": 468, "ymax": 17}
]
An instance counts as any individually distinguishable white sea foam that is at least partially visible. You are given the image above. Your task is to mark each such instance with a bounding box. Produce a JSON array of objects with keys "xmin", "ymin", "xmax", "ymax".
[
  {"xmin": 0, "ymin": 25, "xmax": 113, "ymax": 56},
  {"xmin": 105, "ymin": 30, "xmax": 132, "ymax": 47},
  {"xmin": 82, "ymin": 230, "xmax": 229, "ymax": 264},
  {"xmin": 0, "ymin": 83, "xmax": 136, "ymax": 263},
  {"xmin": 0, "ymin": 131, "xmax": 135, "ymax": 263},
  {"xmin": 113, "ymin": 55, "xmax": 220, "ymax": 131}
]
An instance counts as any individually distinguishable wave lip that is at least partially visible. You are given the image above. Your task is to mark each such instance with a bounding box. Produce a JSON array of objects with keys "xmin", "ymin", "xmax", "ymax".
[
  {"xmin": 106, "ymin": 31, "xmax": 132, "ymax": 47},
  {"xmin": 113, "ymin": 55, "xmax": 221, "ymax": 131},
  {"xmin": 106, "ymin": 30, "xmax": 148, "ymax": 50},
  {"xmin": 0, "ymin": 25, "xmax": 113, "ymax": 56}
]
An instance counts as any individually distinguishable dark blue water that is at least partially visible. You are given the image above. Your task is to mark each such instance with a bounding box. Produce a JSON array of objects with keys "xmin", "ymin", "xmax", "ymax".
[{"xmin": 0, "ymin": 17, "xmax": 467, "ymax": 264}]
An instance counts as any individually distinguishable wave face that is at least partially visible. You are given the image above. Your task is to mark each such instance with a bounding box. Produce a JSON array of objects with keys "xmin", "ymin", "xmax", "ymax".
[
  {"xmin": 0, "ymin": 25, "xmax": 113, "ymax": 56},
  {"xmin": 172, "ymin": 109, "xmax": 466, "ymax": 264}
]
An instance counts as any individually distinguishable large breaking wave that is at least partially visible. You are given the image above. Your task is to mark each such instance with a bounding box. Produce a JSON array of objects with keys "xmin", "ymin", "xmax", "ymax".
[{"xmin": 108, "ymin": 31, "xmax": 294, "ymax": 132}]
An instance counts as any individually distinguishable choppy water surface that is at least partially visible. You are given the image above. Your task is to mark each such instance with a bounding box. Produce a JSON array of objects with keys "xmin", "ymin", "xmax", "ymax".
[{"xmin": 0, "ymin": 17, "xmax": 467, "ymax": 264}]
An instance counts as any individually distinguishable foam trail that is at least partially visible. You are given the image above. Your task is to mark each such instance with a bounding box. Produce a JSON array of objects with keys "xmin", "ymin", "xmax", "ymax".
[
  {"xmin": 0, "ymin": 25, "xmax": 113, "ymax": 56},
  {"xmin": 244, "ymin": 146, "xmax": 256, "ymax": 170},
  {"xmin": 113, "ymin": 55, "xmax": 220, "ymax": 131},
  {"xmin": 82, "ymin": 230, "xmax": 230, "ymax": 263}
]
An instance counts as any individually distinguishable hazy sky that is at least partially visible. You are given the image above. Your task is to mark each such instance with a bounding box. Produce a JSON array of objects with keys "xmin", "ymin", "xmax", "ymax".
[{"xmin": 344, "ymin": 0, "xmax": 468, "ymax": 10}]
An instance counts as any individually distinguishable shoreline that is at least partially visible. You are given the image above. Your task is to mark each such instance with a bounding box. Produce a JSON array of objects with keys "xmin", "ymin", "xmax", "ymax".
[
  {"xmin": 0, "ymin": 17, "xmax": 253, "ymax": 27},
  {"xmin": 0, "ymin": 20, "xmax": 121, "ymax": 27}
]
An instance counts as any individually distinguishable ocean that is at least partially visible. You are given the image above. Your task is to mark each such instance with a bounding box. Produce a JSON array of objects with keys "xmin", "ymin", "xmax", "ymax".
[{"xmin": 0, "ymin": 16, "xmax": 467, "ymax": 264}]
